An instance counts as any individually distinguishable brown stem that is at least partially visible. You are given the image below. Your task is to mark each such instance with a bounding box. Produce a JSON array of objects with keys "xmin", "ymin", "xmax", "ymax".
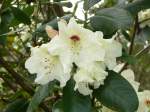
[
  {"xmin": 53, "ymin": 4, "xmax": 64, "ymax": 17},
  {"xmin": 84, "ymin": 11, "xmax": 88, "ymax": 28},
  {"xmin": 135, "ymin": 44, "xmax": 150, "ymax": 58},
  {"xmin": 119, "ymin": 16, "xmax": 138, "ymax": 73},
  {"xmin": 129, "ymin": 16, "xmax": 138, "ymax": 55}
]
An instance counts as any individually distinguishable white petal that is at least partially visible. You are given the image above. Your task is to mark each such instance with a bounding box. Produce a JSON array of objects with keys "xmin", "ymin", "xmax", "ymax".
[
  {"xmin": 110, "ymin": 40, "xmax": 122, "ymax": 57},
  {"xmin": 137, "ymin": 90, "xmax": 150, "ymax": 112},
  {"xmin": 67, "ymin": 17, "xmax": 86, "ymax": 38},
  {"xmin": 76, "ymin": 38, "xmax": 105, "ymax": 67},
  {"xmin": 67, "ymin": 18, "xmax": 79, "ymax": 29},
  {"xmin": 75, "ymin": 82, "xmax": 93, "ymax": 96},
  {"xmin": 48, "ymin": 32, "xmax": 72, "ymax": 73},
  {"xmin": 25, "ymin": 43, "xmax": 71, "ymax": 86},
  {"xmin": 113, "ymin": 63, "xmax": 125, "ymax": 73},
  {"xmin": 94, "ymin": 31, "xmax": 103, "ymax": 40},
  {"xmin": 121, "ymin": 69, "xmax": 135, "ymax": 81},
  {"xmin": 74, "ymin": 69, "xmax": 94, "ymax": 83},
  {"xmin": 25, "ymin": 56, "xmax": 40, "ymax": 74},
  {"xmin": 35, "ymin": 73, "xmax": 55, "ymax": 85},
  {"xmin": 48, "ymin": 35, "xmax": 69, "ymax": 55},
  {"xmin": 79, "ymin": 43, "xmax": 105, "ymax": 63},
  {"xmin": 105, "ymin": 57, "xmax": 117, "ymax": 70},
  {"xmin": 59, "ymin": 51, "xmax": 73, "ymax": 74},
  {"xmin": 51, "ymin": 61, "xmax": 71, "ymax": 87},
  {"xmin": 74, "ymin": 62, "xmax": 108, "ymax": 96},
  {"xmin": 104, "ymin": 39, "xmax": 122, "ymax": 58},
  {"xmin": 102, "ymin": 106, "xmax": 115, "ymax": 112},
  {"xmin": 58, "ymin": 19, "xmax": 67, "ymax": 37}
]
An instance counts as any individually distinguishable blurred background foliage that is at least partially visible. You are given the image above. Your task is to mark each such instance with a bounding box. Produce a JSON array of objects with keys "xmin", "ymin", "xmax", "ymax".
[{"xmin": 0, "ymin": 0, "xmax": 150, "ymax": 112}]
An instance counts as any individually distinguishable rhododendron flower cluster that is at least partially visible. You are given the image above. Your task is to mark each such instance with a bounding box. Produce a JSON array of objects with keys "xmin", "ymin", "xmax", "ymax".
[{"xmin": 25, "ymin": 18, "xmax": 122, "ymax": 95}]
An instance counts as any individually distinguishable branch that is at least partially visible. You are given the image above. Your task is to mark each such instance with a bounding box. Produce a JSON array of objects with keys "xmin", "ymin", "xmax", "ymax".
[
  {"xmin": 84, "ymin": 11, "xmax": 88, "ymax": 28},
  {"xmin": 129, "ymin": 16, "xmax": 138, "ymax": 55},
  {"xmin": 119, "ymin": 16, "xmax": 138, "ymax": 73},
  {"xmin": 135, "ymin": 44, "xmax": 150, "ymax": 57},
  {"xmin": 73, "ymin": 1, "xmax": 82, "ymax": 16},
  {"xmin": 0, "ymin": 28, "xmax": 25, "ymax": 37}
]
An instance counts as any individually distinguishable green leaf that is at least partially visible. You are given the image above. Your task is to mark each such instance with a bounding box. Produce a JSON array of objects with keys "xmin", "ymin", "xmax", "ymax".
[
  {"xmin": 10, "ymin": 7, "xmax": 31, "ymax": 25},
  {"xmin": 90, "ymin": 7, "xmax": 133, "ymax": 36},
  {"xmin": 52, "ymin": 100, "xmax": 63, "ymax": 112},
  {"xmin": 84, "ymin": 0, "xmax": 101, "ymax": 10},
  {"xmin": 93, "ymin": 71, "xmax": 139, "ymax": 112},
  {"xmin": 124, "ymin": 0, "xmax": 150, "ymax": 15},
  {"xmin": 27, "ymin": 81, "xmax": 55, "ymax": 112},
  {"xmin": 62, "ymin": 79, "xmax": 92, "ymax": 112},
  {"xmin": 5, "ymin": 99, "xmax": 28, "ymax": 112}
]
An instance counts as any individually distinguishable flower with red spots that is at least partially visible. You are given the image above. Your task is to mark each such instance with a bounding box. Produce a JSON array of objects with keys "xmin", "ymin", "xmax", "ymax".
[{"xmin": 48, "ymin": 18, "xmax": 105, "ymax": 73}]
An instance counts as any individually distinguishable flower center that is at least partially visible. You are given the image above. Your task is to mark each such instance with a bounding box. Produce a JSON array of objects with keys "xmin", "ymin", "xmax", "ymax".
[{"xmin": 70, "ymin": 35, "xmax": 80, "ymax": 42}]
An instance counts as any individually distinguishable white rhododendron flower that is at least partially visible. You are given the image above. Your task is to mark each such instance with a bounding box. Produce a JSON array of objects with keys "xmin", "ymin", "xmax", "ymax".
[
  {"xmin": 74, "ymin": 62, "xmax": 108, "ymax": 95},
  {"xmin": 48, "ymin": 18, "xmax": 105, "ymax": 73},
  {"xmin": 25, "ymin": 43, "xmax": 70, "ymax": 87},
  {"xmin": 25, "ymin": 17, "xmax": 123, "ymax": 96},
  {"xmin": 138, "ymin": 90, "xmax": 150, "ymax": 112}
]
